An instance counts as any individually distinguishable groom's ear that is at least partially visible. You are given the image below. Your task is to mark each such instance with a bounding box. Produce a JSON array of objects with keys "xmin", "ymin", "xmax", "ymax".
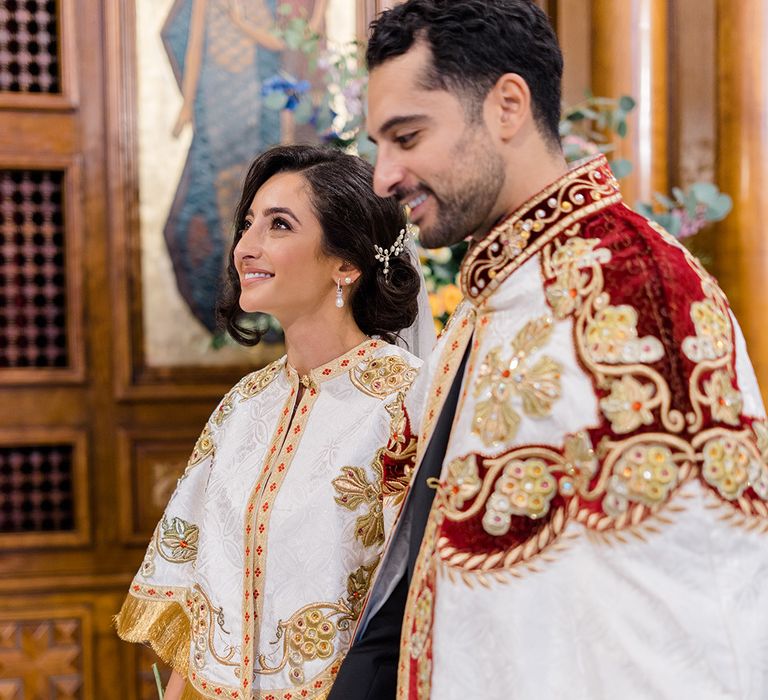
[{"xmin": 484, "ymin": 72, "xmax": 531, "ymax": 142}]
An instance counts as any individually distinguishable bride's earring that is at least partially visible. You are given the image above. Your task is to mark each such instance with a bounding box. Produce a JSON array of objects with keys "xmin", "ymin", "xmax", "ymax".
[{"xmin": 335, "ymin": 278, "xmax": 344, "ymax": 308}]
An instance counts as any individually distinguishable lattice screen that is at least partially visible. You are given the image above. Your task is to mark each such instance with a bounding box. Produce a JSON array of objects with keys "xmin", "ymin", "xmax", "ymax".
[
  {"xmin": 0, "ymin": 0, "xmax": 60, "ymax": 93},
  {"xmin": 0, "ymin": 443, "xmax": 74, "ymax": 532},
  {"xmin": 0, "ymin": 168, "xmax": 68, "ymax": 368}
]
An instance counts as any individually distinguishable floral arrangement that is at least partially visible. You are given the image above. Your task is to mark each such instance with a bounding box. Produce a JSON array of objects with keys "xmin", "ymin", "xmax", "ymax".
[{"xmin": 238, "ymin": 5, "xmax": 733, "ymax": 339}]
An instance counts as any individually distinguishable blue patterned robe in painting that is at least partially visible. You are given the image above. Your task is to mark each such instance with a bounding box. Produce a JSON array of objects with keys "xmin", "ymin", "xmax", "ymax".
[{"xmin": 161, "ymin": 0, "xmax": 282, "ymax": 332}]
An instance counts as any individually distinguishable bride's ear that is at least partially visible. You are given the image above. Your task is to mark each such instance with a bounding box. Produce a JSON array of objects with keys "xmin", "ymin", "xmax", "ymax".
[{"xmin": 333, "ymin": 260, "xmax": 361, "ymax": 285}]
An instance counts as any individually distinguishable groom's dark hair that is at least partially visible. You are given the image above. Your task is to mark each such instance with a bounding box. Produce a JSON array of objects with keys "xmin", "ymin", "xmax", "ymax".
[{"xmin": 367, "ymin": 0, "xmax": 563, "ymax": 148}]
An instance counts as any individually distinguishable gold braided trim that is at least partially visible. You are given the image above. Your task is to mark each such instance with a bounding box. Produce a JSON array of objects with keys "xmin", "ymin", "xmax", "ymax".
[{"xmin": 114, "ymin": 593, "xmax": 191, "ymax": 676}]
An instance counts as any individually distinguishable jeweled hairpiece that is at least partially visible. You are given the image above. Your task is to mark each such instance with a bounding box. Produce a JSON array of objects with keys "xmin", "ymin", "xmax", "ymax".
[{"xmin": 374, "ymin": 226, "xmax": 409, "ymax": 276}]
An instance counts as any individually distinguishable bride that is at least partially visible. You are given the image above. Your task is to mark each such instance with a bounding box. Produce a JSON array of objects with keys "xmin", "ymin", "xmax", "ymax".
[{"xmin": 116, "ymin": 144, "xmax": 433, "ymax": 699}]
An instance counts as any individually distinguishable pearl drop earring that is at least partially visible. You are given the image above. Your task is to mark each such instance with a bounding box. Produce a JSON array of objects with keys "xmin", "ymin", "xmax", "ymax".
[{"xmin": 335, "ymin": 279, "xmax": 344, "ymax": 308}]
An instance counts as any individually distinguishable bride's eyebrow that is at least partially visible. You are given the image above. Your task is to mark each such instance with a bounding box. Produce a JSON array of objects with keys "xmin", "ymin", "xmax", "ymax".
[{"xmin": 263, "ymin": 206, "xmax": 301, "ymax": 225}]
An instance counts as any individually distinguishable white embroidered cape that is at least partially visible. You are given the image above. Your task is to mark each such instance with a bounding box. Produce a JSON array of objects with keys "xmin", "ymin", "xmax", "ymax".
[{"xmin": 117, "ymin": 339, "xmax": 420, "ymax": 699}]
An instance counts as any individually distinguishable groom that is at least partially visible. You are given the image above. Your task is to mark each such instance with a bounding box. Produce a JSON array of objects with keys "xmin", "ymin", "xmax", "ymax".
[{"xmin": 331, "ymin": 1, "xmax": 768, "ymax": 698}]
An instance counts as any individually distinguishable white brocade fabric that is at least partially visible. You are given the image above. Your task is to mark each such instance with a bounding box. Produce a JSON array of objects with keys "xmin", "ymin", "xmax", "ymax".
[{"xmin": 121, "ymin": 339, "xmax": 421, "ymax": 699}]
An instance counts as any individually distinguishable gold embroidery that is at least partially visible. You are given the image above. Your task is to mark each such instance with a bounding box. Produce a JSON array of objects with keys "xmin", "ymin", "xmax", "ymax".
[
  {"xmin": 186, "ymin": 424, "xmax": 214, "ymax": 470},
  {"xmin": 444, "ymin": 454, "xmax": 482, "ymax": 511},
  {"xmin": 753, "ymin": 422, "xmax": 768, "ymax": 500},
  {"xmin": 189, "ymin": 584, "xmax": 237, "ymax": 671},
  {"xmin": 409, "ymin": 588, "xmax": 433, "ymax": 660},
  {"xmin": 585, "ymin": 305, "xmax": 664, "ymax": 364},
  {"xmin": 350, "ymin": 355, "xmax": 418, "ymax": 398},
  {"xmin": 332, "ymin": 463, "xmax": 385, "ymax": 547},
  {"xmin": 157, "ymin": 516, "xmax": 199, "ymax": 563},
  {"xmin": 703, "ymin": 370, "xmax": 743, "ymax": 425},
  {"xmin": 237, "ymin": 359, "xmax": 283, "ymax": 399},
  {"xmin": 603, "ymin": 444, "xmax": 680, "ymax": 516},
  {"xmin": 473, "ymin": 316, "xmax": 562, "ymax": 446},
  {"xmin": 483, "ymin": 458, "xmax": 557, "ymax": 531},
  {"xmin": 682, "ymin": 297, "xmax": 731, "ymax": 362},
  {"xmin": 544, "ymin": 236, "xmax": 611, "ymax": 318},
  {"xmin": 700, "ymin": 435, "xmax": 753, "ymax": 500},
  {"xmin": 257, "ymin": 602, "xmax": 347, "ymax": 684},
  {"xmin": 558, "ymin": 432, "xmax": 599, "ymax": 498},
  {"xmin": 375, "ymin": 394, "xmax": 418, "ymax": 507},
  {"xmin": 541, "ymin": 223, "xmax": 685, "ymax": 436},
  {"xmin": 599, "ymin": 375, "xmax": 656, "ymax": 434},
  {"xmin": 346, "ymin": 559, "xmax": 380, "ymax": 619},
  {"xmin": 461, "ymin": 156, "xmax": 622, "ymax": 304},
  {"xmin": 140, "ymin": 527, "xmax": 158, "ymax": 578},
  {"xmin": 257, "ymin": 561, "xmax": 378, "ymax": 687}
]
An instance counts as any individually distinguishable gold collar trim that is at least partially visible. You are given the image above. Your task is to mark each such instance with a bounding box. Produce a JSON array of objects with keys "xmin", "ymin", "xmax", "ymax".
[
  {"xmin": 285, "ymin": 338, "xmax": 382, "ymax": 388},
  {"xmin": 460, "ymin": 155, "xmax": 622, "ymax": 306}
]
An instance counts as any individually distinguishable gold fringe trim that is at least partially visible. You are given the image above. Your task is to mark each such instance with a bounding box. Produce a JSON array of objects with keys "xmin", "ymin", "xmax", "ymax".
[
  {"xmin": 180, "ymin": 684, "xmax": 206, "ymax": 700},
  {"xmin": 114, "ymin": 592, "xmax": 191, "ymax": 677}
]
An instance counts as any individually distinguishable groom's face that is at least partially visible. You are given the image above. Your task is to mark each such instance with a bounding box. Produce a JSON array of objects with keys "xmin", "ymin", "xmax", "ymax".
[{"xmin": 367, "ymin": 42, "xmax": 505, "ymax": 249}]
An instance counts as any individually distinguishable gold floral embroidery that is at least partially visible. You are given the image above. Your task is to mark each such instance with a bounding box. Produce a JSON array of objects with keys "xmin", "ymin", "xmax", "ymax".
[
  {"xmin": 701, "ymin": 435, "xmax": 753, "ymax": 499},
  {"xmin": 599, "ymin": 375, "xmax": 656, "ymax": 433},
  {"xmin": 157, "ymin": 516, "xmax": 199, "ymax": 563},
  {"xmin": 444, "ymin": 454, "xmax": 482, "ymax": 510},
  {"xmin": 237, "ymin": 358, "xmax": 283, "ymax": 398},
  {"xmin": 140, "ymin": 528, "xmax": 157, "ymax": 578},
  {"xmin": 189, "ymin": 584, "xmax": 237, "ymax": 671},
  {"xmin": 332, "ymin": 464, "xmax": 384, "ymax": 547},
  {"xmin": 542, "ymin": 223, "xmax": 686, "ymax": 436},
  {"xmin": 544, "ymin": 237, "xmax": 611, "ymax": 318},
  {"xmin": 483, "ymin": 458, "xmax": 557, "ymax": 532},
  {"xmin": 473, "ymin": 316, "xmax": 562, "ymax": 446},
  {"xmin": 257, "ymin": 603, "xmax": 346, "ymax": 685},
  {"xmin": 376, "ymin": 394, "xmax": 417, "ymax": 507},
  {"xmin": 557, "ymin": 432, "xmax": 598, "ymax": 498},
  {"xmin": 585, "ymin": 305, "xmax": 664, "ymax": 364},
  {"xmin": 212, "ymin": 389, "xmax": 237, "ymax": 427},
  {"xmin": 460, "ymin": 156, "xmax": 621, "ymax": 305},
  {"xmin": 682, "ymin": 298, "xmax": 731, "ymax": 362},
  {"xmin": 350, "ymin": 355, "xmax": 418, "ymax": 398},
  {"xmin": 257, "ymin": 560, "xmax": 377, "ymax": 687},
  {"xmin": 704, "ymin": 370, "xmax": 743, "ymax": 425},
  {"xmin": 603, "ymin": 444, "xmax": 679, "ymax": 516},
  {"xmin": 346, "ymin": 559, "xmax": 380, "ymax": 619},
  {"xmin": 186, "ymin": 424, "xmax": 214, "ymax": 470}
]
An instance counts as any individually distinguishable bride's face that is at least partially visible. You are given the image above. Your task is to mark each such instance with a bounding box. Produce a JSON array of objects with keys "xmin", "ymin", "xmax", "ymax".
[{"xmin": 234, "ymin": 171, "xmax": 341, "ymax": 324}]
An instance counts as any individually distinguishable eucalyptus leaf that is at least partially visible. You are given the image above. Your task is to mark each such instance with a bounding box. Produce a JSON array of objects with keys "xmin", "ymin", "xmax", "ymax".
[
  {"xmin": 616, "ymin": 120, "xmax": 628, "ymax": 138},
  {"xmin": 705, "ymin": 193, "xmax": 733, "ymax": 221},
  {"xmin": 619, "ymin": 95, "xmax": 637, "ymax": 112},
  {"xmin": 689, "ymin": 181, "xmax": 719, "ymax": 202},
  {"xmin": 672, "ymin": 186, "xmax": 686, "ymax": 203},
  {"xmin": 653, "ymin": 192, "xmax": 675, "ymax": 210},
  {"xmin": 610, "ymin": 158, "xmax": 633, "ymax": 179},
  {"xmin": 278, "ymin": 2, "xmax": 293, "ymax": 15}
]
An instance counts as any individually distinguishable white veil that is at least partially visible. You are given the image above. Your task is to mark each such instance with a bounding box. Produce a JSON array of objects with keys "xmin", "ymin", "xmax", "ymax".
[{"xmin": 396, "ymin": 235, "xmax": 437, "ymax": 360}]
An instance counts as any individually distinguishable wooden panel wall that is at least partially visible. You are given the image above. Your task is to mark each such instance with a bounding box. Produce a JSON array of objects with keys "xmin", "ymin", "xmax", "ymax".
[{"xmin": 1, "ymin": 1, "xmax": 766, "ymax": 698}]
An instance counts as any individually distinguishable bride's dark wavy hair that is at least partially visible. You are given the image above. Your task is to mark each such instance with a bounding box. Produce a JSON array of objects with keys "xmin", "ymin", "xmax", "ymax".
[{"xmin": 217, "ymin": 145, "xmax": 419, "ymax": 346}]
